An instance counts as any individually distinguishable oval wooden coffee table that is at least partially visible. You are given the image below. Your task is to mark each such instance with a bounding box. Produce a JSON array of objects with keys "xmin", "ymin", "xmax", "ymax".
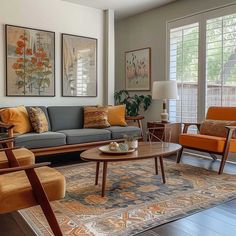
[{"xmin": 81, "ymin": 142, "xmax": 182, "ymax": 197}]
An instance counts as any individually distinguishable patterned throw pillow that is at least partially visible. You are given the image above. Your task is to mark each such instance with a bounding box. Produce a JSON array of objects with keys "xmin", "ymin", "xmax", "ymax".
[
  {"xmin": 28, "ymin": 107, "xmax": 48, "ymax": 133},
  {"xmin": 200, "ymin": 119, "xmax": 236, "ymax": 138},
  {"xmin": 84, "ymin": 106, "xmax": 110, "ymax": 128}
]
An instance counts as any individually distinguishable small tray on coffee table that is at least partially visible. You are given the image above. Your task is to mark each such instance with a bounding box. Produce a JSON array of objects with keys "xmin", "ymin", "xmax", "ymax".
[{"xmin": 98, "ymin": 145, "xmax": 135, "ymax": 154}]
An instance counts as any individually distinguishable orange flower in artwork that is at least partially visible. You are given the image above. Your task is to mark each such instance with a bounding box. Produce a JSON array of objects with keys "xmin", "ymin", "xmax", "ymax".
[
  {"xmin": 37, "ymin": 61, "xmax": 44, "ymax": 67},
  {"xmin": 15, "ymin": 47, "xmax": 23, "ymax": 55},
  {"xmin": 12, "ymin": 63, "xmax": 20, "ymax": 70},
  {"xmin": 26, "ymin": 48, "xmax": 33, "ymax": 55},
  {"xmin": 17, "ymin": 58, "xmax": 24, "ymax": 63},
  {"xmin": 17, "ymin": 40, "xmax": 25, "ymax": 48},
  {"xmin": 41, "ymin": 52, "xmax": 46, "ymax": 58},
  {"xmin": 31, "ymin": 57, "xmax": 37, "ymax": 64},
  {"xmin": 38, "ymin": 48, "xmax": 44, "ymax": 52}
]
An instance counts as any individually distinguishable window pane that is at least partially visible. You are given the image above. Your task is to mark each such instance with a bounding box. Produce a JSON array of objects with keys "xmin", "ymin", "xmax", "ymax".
[
  {"xmin": 169, "ymin": 23, "xmax": 199, "ymax": 124},
  {"xmin": 206, "ymin": 13, "xmax": 236, "ymax": 108}
]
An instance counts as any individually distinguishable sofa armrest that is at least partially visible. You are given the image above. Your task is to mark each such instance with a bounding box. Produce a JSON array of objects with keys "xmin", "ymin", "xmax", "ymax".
[{"xmin": 183, "ymin": 123, "xmax": 201, "ymax": 133}]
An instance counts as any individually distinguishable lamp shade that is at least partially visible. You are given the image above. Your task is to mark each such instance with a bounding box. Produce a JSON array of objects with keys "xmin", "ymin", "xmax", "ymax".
[{"xmin": 152, "ymin": 80, "xmax": 179, "ymax": 100}]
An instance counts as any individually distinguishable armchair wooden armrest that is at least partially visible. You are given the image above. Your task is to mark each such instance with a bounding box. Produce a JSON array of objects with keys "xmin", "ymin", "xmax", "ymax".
[
  {"xmin": 0, "ymin": 122, "xmax": 14, "ymax": 130},
  {"xmin": 0, "ymin": 162, "xmax": 50, "ymax": 174},
  {"xmin": 183, "ymin": 122, "xmax": 201, "ymax": 133}
]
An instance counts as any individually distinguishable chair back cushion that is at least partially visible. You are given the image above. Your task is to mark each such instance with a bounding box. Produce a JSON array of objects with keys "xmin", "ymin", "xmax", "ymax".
[
  {"xmin": 206, "ymin": 107, "xmax": 236, "ymax": 121},
  {"xmin": 47, "ymin": 106, "xmax": 84, "ymax": 131},
  {"xmin": 200, "ymin": 119, "xmax": 236, "ymax": 138}
]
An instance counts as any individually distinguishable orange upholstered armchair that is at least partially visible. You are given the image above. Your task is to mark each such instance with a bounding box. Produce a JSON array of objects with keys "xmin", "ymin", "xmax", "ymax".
[
  {"xmin": 177, "ymin": 107, "xmax": 236, "ymax": 174},
  {"xmin": 0, "ymin": 137, "xmax": 66, "ymax": 236}
]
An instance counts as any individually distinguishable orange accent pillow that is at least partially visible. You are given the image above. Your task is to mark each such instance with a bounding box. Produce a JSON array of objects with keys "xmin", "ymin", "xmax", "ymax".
[
  {"xmin": 0, "ymin": 106, "xmax": 32, "ymax": 134},
  {"xmin": 108, "ymin": 105, "xmax": 127, "ymax": 127}
]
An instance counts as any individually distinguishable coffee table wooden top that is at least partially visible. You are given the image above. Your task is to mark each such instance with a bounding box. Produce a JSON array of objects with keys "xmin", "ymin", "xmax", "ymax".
[{"xmin": 81, "ymin": 142, "xmax": 182, "ymax": 162}]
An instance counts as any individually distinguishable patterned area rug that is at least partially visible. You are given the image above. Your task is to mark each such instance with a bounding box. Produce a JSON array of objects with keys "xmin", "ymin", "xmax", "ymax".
[{"xmin": 20, "ymin": 159, "xmax": 236, "ymax": 236}]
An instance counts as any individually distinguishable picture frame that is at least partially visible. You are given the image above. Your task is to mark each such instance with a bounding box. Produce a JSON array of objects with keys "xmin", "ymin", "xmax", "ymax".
[
  {"xmin": 125, "ymin": 47, "xmax": 151, "ymax": 91},
  {"xmin": 5, "ymin": 24, "xmax": 55, "ymax": 97},
  {"xmin": 62, "ymin": 33, "xmax": 97, "ymax": 97}
]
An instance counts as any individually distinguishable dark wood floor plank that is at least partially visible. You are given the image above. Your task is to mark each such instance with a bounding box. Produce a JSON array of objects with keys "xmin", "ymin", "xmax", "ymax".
[
  {"xmin": 151, "ymin": 223, "xmax": 192, "ymax": 236},
  {"xmin": 187, "ymin": 211, "xmax": 236, "ymax": 235}
]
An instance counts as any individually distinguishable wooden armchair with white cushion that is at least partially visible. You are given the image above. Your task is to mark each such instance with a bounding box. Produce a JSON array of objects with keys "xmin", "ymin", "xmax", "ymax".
[{"xmin": 177, "ymin": 107, "xmax": 236, "ymax": 174}]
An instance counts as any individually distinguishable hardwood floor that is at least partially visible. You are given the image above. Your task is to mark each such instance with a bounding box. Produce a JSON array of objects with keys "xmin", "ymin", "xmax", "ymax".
[{"xmin": 1, "ymin": 152, "xmax": 236, "ymax": 236}]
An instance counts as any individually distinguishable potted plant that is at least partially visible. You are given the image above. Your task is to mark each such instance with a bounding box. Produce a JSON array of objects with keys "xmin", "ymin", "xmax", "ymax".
[{"xmin": 114, "ymin": 90, "xmax": 152, "ymax": 116}]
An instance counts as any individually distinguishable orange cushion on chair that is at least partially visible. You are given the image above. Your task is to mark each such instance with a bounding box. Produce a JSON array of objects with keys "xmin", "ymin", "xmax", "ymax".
[
  {"xmin": 0, "ymin": 148, "xmax": 35, "ymax": 169},
  {"xmin": 179, "ymin": 133, "xmax": 236, "ymax": 153},
  {"xmin": 0, "ymin": 167, "xmax": 66, "ymax": 214}
]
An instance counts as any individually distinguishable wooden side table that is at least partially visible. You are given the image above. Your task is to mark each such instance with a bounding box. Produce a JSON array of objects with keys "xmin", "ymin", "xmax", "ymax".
[
  {"xmin": 147, "ymin": 121, "xmax": 181, "ymax": 143},
  {"xmin": 126, "ymin": 116, "xmax": 144, "ymax": 139}
]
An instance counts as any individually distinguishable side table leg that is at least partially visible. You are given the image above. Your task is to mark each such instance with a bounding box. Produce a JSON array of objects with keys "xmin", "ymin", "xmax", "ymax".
[
  {"xmin": 95, "ymin": 162, "xmax": 100, "ymax": 185},
  {"xmin": 159, "ymin": 156, "xmax": 166, "ymax": 184},
  {"xmin": 154, "ymin": 157, "xmax": 158, "ymax": 175},
  {"xmin": 101, "ymin": 162, "xmax": 108, "ymax": 197}
]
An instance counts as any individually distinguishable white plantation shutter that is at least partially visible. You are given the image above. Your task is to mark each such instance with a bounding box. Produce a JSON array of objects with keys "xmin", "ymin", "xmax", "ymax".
[
  {"xmin": 206, "ymin": 13, "xmax": 236, "ymax": 108},
  {"xmin": 168, "ymin": 23, "xmax": 199, "ymax": 123}
]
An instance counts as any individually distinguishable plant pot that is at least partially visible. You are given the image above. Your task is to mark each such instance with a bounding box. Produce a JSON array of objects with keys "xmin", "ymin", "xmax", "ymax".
[{"xmin": 126, "ymin": 140, "xmax": 138, "ymax": 150}]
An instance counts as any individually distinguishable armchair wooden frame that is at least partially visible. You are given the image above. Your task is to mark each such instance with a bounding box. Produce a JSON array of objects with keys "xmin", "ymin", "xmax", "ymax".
[
  {"xmin": 177, "ymin": 123, "xmax": 236, "ymax": 174},
  {"xmin": 0, "ymin": 138, "xmax": 63, "ymax": 236}
]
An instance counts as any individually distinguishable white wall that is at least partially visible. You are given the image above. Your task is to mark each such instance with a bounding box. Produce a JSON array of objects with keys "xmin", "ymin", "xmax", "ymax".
[
  {"xmin": 0, "ymin": 0, "xmax": 105, "ymax": 107},
  {"xmin": 115, "ymin": 0, "xmax": 236, "ymax": 124}
]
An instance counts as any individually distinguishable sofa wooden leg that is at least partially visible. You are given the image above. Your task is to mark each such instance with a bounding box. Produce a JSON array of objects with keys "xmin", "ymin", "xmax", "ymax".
[
  {"xmin": 25, "ymin": 169, "xmax": 63, "ymax": 236},
  {"xmin": 176, "ymin": 147, "xmax": 183, "ymax": 163},
  {"xmin": 218, "ymin": 151, "xmax": 229, "ymax": 175}
]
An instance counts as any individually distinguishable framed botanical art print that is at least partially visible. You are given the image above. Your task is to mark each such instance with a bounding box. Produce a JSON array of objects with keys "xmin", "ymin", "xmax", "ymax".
[
  {"xmin": 5, "ymin": 24, "xmax": 55, "ymax": 96},
  {"xmin": 62, "ymin": 33, "xmax": 97, "ymax": 97},
  {"xmin": 125, "ymin": 47, "xmax": 151, "ymax": 91}
]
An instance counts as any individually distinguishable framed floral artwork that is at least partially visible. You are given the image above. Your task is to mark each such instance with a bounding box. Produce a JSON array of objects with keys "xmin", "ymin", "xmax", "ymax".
[
  {"xmin": 125, "ymin": 47, "xmax": 151, "ymax": 91},
  {"xmin": 62, "ymin": 33, "xmax": 97, "ymax": 97},
  {"xmin": 5, "ymin": 24, "xmax": 55, "ymax": 96}
]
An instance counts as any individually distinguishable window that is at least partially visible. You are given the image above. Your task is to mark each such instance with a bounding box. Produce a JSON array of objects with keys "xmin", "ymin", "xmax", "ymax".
[
  {"xmin": 169, "ymin": 23, "xmax": 199, "ymax": 123},
  {"xmin": 206, "ymin": 13, "xmax": 236, "ymax": 108},
  {"xmin": 168, "ymin": 4, "xmax": 236, "ymax": 123}
]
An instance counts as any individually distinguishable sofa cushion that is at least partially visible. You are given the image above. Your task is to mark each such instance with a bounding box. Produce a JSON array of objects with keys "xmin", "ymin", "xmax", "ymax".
[
  {"xmin": 47, "ymin": 106, "xmax": 83, "ymax": 131},
  {"xmin": 108, "ymin": 105, "xmax": 127, "ymax": 126},
  {"xmin": 179, "ymin": 133, "xmax": 236, "ymax": 153},
  {"xmin": 84, "ymin": 106, "xmax": 110, "ymax": 128},
  {"xmin": 28, "ymin": 107, "xmax": 49, "ymax": 133},
  {"xmin": 58, "ymin": 129, "xmax": 111, "ymax": 144},
  {"xmin": 26, "ymin": 106, "xmax": 51, "ymax": 131},
  {"xmin": 105, "ymin": 126, "xmax": 141, "ymax": 139},
  {"xmin": 15, "ymin": 132, "xmax": 66, "ymax": 149}
]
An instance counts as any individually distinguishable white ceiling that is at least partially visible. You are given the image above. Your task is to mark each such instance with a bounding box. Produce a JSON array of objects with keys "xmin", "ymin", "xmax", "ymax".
[{"xmin": 63, "ymin": 0, "xmax": 176, "ymax": 19}]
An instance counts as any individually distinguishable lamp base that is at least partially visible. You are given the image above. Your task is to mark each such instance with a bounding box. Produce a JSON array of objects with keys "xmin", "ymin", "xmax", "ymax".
[{"xmin": 161, "ymin": 112, "xmax": 169, "ymax": 123}]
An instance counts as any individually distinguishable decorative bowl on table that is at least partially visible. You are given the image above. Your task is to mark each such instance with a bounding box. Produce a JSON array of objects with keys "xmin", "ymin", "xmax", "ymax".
[{"xmin": 99, "ymin": 142, "xmax": 135, "ymax": 154}]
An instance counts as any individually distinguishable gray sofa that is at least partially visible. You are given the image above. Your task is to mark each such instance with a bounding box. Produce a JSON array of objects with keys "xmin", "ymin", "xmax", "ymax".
[{"xmin": 12, "ymin": 106, "xmax": 141, "ymax": 156}]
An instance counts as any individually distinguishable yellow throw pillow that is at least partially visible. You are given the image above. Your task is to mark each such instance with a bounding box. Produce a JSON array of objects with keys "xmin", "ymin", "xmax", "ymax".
[
  {"xmin": 0, "ymin": 105, "xmax": 32, "ymax": 134},
  {"xmin": 28, "ymin": 107, "xmax": 49, "ymax": 133},
  {"xmin": 108, "ymin": 105, "xmax": 127, "ymax": 126},
  {"xmin": 84, "ymin": 106, "xmax": 110, "ymax": 128}
]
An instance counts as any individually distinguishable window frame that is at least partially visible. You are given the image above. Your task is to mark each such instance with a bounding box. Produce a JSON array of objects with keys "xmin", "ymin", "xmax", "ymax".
[{"xmin": 166, "ymin": 4, "xmax": 236, "ymax": 123}]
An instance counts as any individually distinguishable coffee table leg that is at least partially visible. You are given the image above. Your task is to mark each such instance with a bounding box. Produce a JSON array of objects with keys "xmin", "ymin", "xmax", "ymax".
[
  {"xmin": 154, "ymin": 157, "xmax": 158, "ymax": 175},
  {"xmin": 95, "ymin": 162, "xmax": 100, "ymax": 185},
  {"xmin": 101, "ymin": 162, "xmax": 108, "ymax": 197},
  {"xmin": 159, "ymin": 156, "xmax": 166, "ymax": 184}
]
